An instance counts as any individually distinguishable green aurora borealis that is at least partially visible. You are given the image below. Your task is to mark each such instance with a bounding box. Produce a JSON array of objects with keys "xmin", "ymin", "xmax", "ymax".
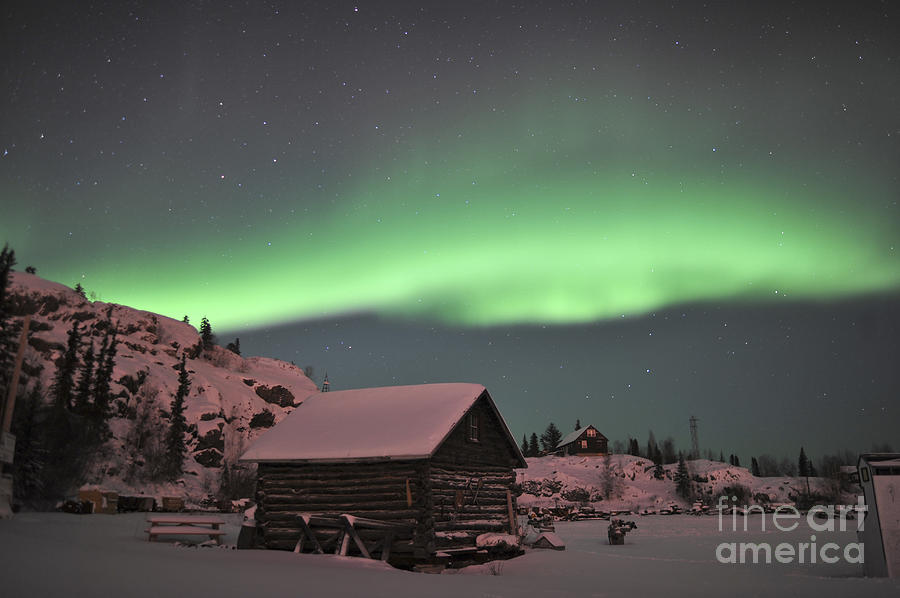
[
  {"xmin": 1, "ymin": 2, "xmax": 898, "ymax": 331},
  {"xmin": 27, "ymin": 142, "xmax": 900, "ymax": 330}
]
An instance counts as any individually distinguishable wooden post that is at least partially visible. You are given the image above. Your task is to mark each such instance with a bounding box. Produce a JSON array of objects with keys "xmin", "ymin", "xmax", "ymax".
[
  {"xmin": 2, "ymin": 314, "xmax": 30, "ymax": 434},
  {"xmin": 506, "ymin": 489, "xmax": 517, "ymax": 536}
]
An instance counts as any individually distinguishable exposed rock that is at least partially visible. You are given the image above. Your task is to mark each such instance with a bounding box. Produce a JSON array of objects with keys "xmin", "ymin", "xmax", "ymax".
[
  {"xmin": 562, "ymin": 487, "xmax": 590, "ymax": 502},
  {"xmin": 249, "ymin": 410, "xmax": 276, "ymax": 429},
  {"xmin": 28, "ymin": 336, "xmax": 64, "ymax": 354},
  {"xmin": 242, "ymin": 378, "xmax": 256, "ymax": 387},
  {"xmin": 196, "ymin": 427, "xmax": 225, "ymax": 452},
  {"xmin": 255, "ymin": 384, "xmax": 295, "ymax": 407},
  {"xmin": 193, "ymin": 448, "xmax": 223, "ymax": 468}
]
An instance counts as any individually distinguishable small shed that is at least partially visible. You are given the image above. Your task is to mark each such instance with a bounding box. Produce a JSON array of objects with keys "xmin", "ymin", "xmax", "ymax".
[
  {"xmin": 556, "ymin": 425, "xmax": 608, "ymax": 456},
  {"xmin": 857, "ymin": 453, "xmax": 900, "ymax": 577},
  {"xmin": 240, "ymin": 383, "xmax": 526, "ymax": 565}
]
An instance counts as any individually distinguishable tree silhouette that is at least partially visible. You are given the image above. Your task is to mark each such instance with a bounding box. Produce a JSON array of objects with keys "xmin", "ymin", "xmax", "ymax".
[
  {"xmin": 165, "ymin": 355, "xmax": 191, "ymax": 479},
  {"xmin": 540, "ymin": 422, "xmax": 562, "ymax": 453},
  {"xmin": 199, "ymin": 317, "xmax": 214, "ymax": 350}
]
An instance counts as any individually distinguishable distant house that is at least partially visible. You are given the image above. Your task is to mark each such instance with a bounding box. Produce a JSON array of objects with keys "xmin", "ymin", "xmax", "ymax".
[
  {"xmin": 240, "ymin": 383, "xmax": 526, "ymax": 566},
  {"xmin": 556, "ymin": 425, "xmax": 608, "ymax": 456}
]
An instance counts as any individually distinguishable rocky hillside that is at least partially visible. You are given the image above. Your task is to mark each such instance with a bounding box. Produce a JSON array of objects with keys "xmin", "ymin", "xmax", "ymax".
[
  {"xmin": 517, "ymin": 455, "xmax": 848, "ymax": 512},
  {"xmin": 5, "ymin": 272, "xmax": 319, "ymax": 503}
]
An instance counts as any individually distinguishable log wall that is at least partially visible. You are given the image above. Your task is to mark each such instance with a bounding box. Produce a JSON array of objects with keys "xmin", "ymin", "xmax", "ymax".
[
  {"xmin": 255, "ymin": 460, "xmax": 428, "ymax": 557},
  {"xmin": 428, "ymin": 395, "xmax": 520, "ymax": 551}
]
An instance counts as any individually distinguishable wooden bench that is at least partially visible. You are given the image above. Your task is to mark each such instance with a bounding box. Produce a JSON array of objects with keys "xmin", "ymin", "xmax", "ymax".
[
  {"xmin": 145, "ymin": 515, "xmax": 227, "ymax": 544},
  {"xmin": 293, "ymin": 514, "xmax": 412, "ymax": 562}
]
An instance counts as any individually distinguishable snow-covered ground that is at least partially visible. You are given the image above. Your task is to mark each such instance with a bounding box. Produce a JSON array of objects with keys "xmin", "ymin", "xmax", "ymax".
[{"xmin": 1, "ymin": 512, "xmax": 897, "ymax": 597}]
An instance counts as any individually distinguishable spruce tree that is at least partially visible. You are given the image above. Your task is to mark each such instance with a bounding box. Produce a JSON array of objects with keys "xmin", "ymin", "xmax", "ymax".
[
  {"xmin": 72, "ymin": 341, "xmax": 95, "ymax": 414},
  {"xmin": 798, "ymin": 447, "xmax": 810, "ymax": 478},
  {"xmin": 74, "ymin": 282, "xmax": 86, "ymax": 298},
  {"xmin": 182, "ymin": 315, "xmax": 190, "ymax": 324},
  {"xmin": 521, "ymin": 434, "xmax": 529, "ymax": 457},
  {"xmin": 51, "ymin": 321, "xmax": 81, "ymax": 410},
  {"xmin": 226, "ymin": 337, "xmax": 241, "ymax": 355},
  {"xmin": 12, "ymin": 378, "xmax": 47, "ymax": 501},
  {"xmin": 528, "ymin": 433, "xmax": 539, "ymax": 457},
  {"xmin": 653, "ymin": 461, "xmax": 664, "ymax": 480},
  {"xmin": 89, "ymin": 326, "xmax": 118, "ymax": 442},
  {"xmin": 199, "ymin": 317, "xmax": 214, "ymax": 350},
  {"xmin": 646, "ymin": 431, "xmax": 659, "ymax": 464},
  {"xmin": 540, "ymin": 422, "xmax": 562, "ymax": 453},
  {"xmin": 675, "ymin": 453, "xmax": 692, "ymax": 499},
  {"xmin": 0, "ymin": 244, "xmax": 19, "ymax": 398},
  {"xmin": 165, "ymin": 355, "xmax": 191, "ymax": 479},
  {"xmin": 751, "ymin": 456, "xmax": 761, "ymax": 477}
]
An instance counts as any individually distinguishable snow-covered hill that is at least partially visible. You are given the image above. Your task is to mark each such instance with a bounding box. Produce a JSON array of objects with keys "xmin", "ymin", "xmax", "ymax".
[
  {"xmin": 517, "ymin": 455, "xmax": 844, "ymax": 512},
  {"xmin": 5, "ymin": 271, "xmax": 319, "ymax": 503}
]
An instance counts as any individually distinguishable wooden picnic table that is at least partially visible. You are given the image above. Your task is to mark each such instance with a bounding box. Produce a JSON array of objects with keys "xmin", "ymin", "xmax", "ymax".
[
  {"xmin": 145, "ymin": 514, "xmax": 227, "ymax": 544},
  {"xmin": 293, "ymin": 514, "xmax": 412, "ymax": 562}
]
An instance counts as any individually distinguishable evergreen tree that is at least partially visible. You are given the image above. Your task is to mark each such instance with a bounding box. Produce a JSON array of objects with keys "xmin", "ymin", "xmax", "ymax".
[
  {"xmin": 89, "ymin": 326, "xmax": 118, "ymax": 442},
  {"xmin": 199, "ymin": 316, "xmax": 214, "ymax": 350},
  {"xmin": 72, "ymin": 341, "xmax": 95, "ymax": 414},
  {"xmin": 226, "ymin": 337, "xmax": 241, "ymax": 355},
  {"xmin": 751, "ymin": 456, "xmax": 761, "ymax": 477},
  {"xmin": 540, "ymin": 422, "xmax": 562, "ymax": 453},
  {"xmin": 626, "ymin": 438, "xmax": 639, "ymax": 456},
  {"xmin": 0, "ymin": 244, "xmax": 19, "ymax": 398},
  {"xmin": 182, "ymin": 315, "xmax": 190, "ymax": 324},
  {"xmin": 646, "ymin": 431, "xmax": 660, "ymax": 464},
  {"xmin": 574, "ymin": 419, "xmax": 581, "ymax": 431},
  {"xmin": 74, "ymin": 282, "xmax": 86, "ymax": 298},
  {"xmin": 798, "ymin": 447, "xmax": 810, "ymax": 478},
  {"xmin": 528, "ymin": 433, "xmax": 539, "ymax": 457},
  {"xmin": 653, "ymin": 461, "xmax": 664, "ymax": 480},
  {"xmin": 165, "ymin": 355, "xmax": 191, "ymax": 479},
  {"xmin": 521, "ymin": 434, "xmax": 529, "ymax": 457},
  {"xmin": 12, "ymin": 378, "xmax": 47, "ymax": 501},
  {"xmin": 51, "ymin": 321, "xmax": 81, "ymax": 410},
  {"xmin": 733, "ymin": 455, "xmax": 741, "ymax": 468},
  {"xmin": 675, "ymin": 452, "xmax": 692, "ymax": 499},
  {"xmin": 25, "ymin": 266, "xmax": 36, "ymax": 274},
  {"xmin": 719, "ymin": 451, "xmax": 725, "ymax": 463}
]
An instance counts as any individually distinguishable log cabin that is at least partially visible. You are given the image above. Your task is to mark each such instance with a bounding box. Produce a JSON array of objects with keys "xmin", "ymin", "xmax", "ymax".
[
  {"xmin": 240, "ymin": 383, "xmax": 526, "ymax": 566},
  {"xmin": 556, "ymin": 424, "xmax": 608, "ymax": 456}
]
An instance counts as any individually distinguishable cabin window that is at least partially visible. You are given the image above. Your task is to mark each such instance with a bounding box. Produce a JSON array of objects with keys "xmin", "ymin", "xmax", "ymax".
[
  {"xmin": 586, "ymin": 428, "xmax": 596, "ymax": 437},
  {"xmin": 467, "ymin": 413, "xmax": 479, "ymax": 442},
  {"xmin": 580, "ymin": 440, "xmax": 588, "ymax": 449}
]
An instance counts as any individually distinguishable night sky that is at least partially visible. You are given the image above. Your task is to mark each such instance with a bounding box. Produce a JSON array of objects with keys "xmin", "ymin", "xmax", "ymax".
[{"xmin": 2, "ymin": 2, "xmax": 898, "ymax": 461}]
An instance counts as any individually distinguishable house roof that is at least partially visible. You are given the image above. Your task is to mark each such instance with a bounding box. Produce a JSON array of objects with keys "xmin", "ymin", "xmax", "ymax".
[
  {"xmin": 240, "ymin": 382, "xmax": 526, "ymax": 466},
  {"xmin": 558, "ymin": 425, "xmax": 608, "ymax": 448}
]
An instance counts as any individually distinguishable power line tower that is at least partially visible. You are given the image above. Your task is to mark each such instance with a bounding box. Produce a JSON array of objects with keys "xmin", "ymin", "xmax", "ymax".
[
  {"xmin": 689, "ymin": 415, "xmax": 699, "ymax": 460},
  {"xmin": 321, "ymin": 372, "xmax": 330, "ymax": 393}
]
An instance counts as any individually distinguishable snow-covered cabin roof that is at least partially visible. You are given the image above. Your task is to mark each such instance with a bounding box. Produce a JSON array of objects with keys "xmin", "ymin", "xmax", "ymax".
[
  {"xmin": 558, "ymin": 425, "xmax": 607, "ymax": 448},
  {"xmin": 240, "ymin": 383, "xmax": 525, "ymax": 465}
]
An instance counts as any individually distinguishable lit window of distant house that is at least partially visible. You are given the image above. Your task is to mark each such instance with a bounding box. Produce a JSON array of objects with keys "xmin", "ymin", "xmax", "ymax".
[
  {"xmin": 468, "ymin": 413, "xmax": 479, "ymax": 442},
  {"xmin": 580, "ymin": 440, "xmax": 588, "ymax": 449},
  {"xmin": 586, "ymin": 429, "xmax": 597, "ymax": 437}
]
